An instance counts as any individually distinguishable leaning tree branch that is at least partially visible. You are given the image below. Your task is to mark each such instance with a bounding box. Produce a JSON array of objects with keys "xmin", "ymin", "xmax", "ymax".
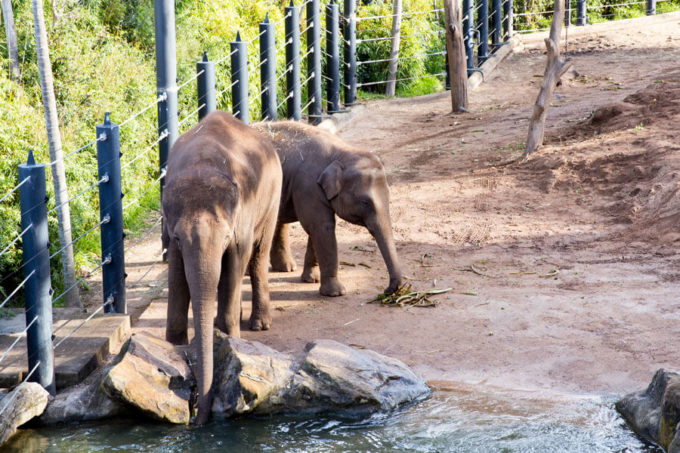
[
  {"xmin": 524, "ymin": 0, "xmax": 573, "ymax": 157},
  {"xmin": 443, "ymin": 0, "xmax": 468, "ymax": 112}
]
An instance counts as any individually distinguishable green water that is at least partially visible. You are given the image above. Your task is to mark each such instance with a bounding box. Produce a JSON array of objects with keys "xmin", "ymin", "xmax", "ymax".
[{"xmin": 6, "ymin": 389, "xmax": 660, "ymax": 453}]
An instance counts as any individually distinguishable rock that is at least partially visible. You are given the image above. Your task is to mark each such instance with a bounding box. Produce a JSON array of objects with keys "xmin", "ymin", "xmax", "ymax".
[
  {"xmin": 288, "ymin": 339, "xmax": 431, "ymax": 415},
  {"xmin": 210, "ymin": 333, "xmax": 295, "ymax": 417},
  {"xmin": 0, "ymin": 382, "xmax": 49, "ymax": 445},
  {"xmin": 102, "ymin": 332, "xmax": 194, "ymax": 424},
  {"xmin": 617, "ymin": 369, "xmax": 680, "ymax": 451},
  {"xmin": 40, "ymin": 368, "xmax": 126, "ymax": 424}
]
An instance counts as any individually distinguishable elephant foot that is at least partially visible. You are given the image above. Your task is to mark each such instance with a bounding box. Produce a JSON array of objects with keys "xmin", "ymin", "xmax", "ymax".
[
  {"xmin": 250, "ymin": 313, "xmax": 271, "ymax": 331},
  {"xmin": 301, "ymin": 266, "xmax": 320, "ymax": 283},
  {"xmin": 320, "ymin": 278, "xmax": 346, "ymax": 297},
  {"xmin": 270, "ymin": 253, "xmax": 297, "ymax": 272},
  {"xmin": 166, "ymin": 330, "xmax": 189, "ymax": 346},
  {"xmin": 384, "ymin": 277, "xmax": 404, "ymax": 295},
  {"xmin": 193, "ymin": 393, "xmax": 212, "ymax": 425}
]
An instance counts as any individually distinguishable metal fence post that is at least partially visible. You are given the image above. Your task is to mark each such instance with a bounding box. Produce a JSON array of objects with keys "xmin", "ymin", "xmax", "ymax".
[
  {"xmin": 326, "ymin": 1, "xmax": 341, "ymax": 113},
  {"xmin": 343, "ymin": 0, "xmax": 357, "ymax": 106},
  {"xmin": 285, "ymin": 0, "xmax": 302, "ymax": 120},
  {"xmin": 96, "ymin": 113, "xmax": 126, "ymax": 315},
  {"xmin": 492, "ymin": 0, "xmax": 501, "ymax": 49},
  {"xmin": 565, "ymin": 0, "xmax": 571, "ymax": 26},
  {"xmin": 463, "ymin": 0, "xmax": 474, "ymax": 70},
  {"xmin": 307, "ymin": 0, "xmax": 323, "ymax": 124},
  {"xmin": 19, "ymin": 150, "xmax": 55, "ymax": 395},
  {"xmin": 196, "ymin": 52, "xmax": 216, "ymax": 121},
  {"xmin": 503, "ymin": 0, "xmax": 513, "ymax": 40},
  {"xmin": 260, "ymin": 14, "xmax": 277, "ymax": 122},
  {"xmin": 577, "ymin": 0, "xmax": 586, "ymax": 25},
  {"xmin": 647, "ymin": 0, "xmax": 656, "ymax": 15},
  {"xmin": 231, "ymin": 32, "xmax": 249, "ymax": 124},
  {"xmin": 478, "ymin": 0, "xmax": 489, "ymax": 63}
]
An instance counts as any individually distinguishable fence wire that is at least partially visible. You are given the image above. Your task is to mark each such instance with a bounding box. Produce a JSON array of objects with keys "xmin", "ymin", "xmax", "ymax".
[
  {"xmin": 53, "ymin": 296, "xmax": 113, "ymax": 348},
  {"xmin": 0, "ymin": 361, "xmax": 40, "ymax": 417},
  {"xmin": 0, "ymin": 224, "xmax": 33, "ymax": 259},
  {"xmin": 0, "ymin": 315, "xmax": 38, "ymax": 367},
  {"xmin": 0, "ymin": 177, "xmax": 29, "ymax": 205},
  {"xmin": 0, "ymin": 270, "xmax": 34, "ymax": 310},
  {"xmin": 51, "ymin": 255, "xmax": 111, "ymax": 306}
]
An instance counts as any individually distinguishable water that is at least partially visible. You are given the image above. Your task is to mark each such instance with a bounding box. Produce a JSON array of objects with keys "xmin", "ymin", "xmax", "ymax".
[{"xmin": 6, "ymin": 388, "xmax": 660, "ymax": 453}]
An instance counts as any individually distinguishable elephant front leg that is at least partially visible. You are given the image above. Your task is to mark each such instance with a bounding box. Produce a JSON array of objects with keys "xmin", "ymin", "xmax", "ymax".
[
  {"xmin": 307, "ymin": 221, "xmax": 346, "ymax": 297},
  {"xmin": 249, "ymin": 243, "xmax": 272, "ymax": 331},
  {"xmin": 301, "ymin": 236, "xmax": 320, "ymax": 283},
  {"xmin": 166, "ymin": 242, "xmax": 190, "ymax": 345},
  {"xmin": 270, "ymin": 222, "xmax": 297, "ymax": 272},
  {"xmin": 216, "ymin": 243, "xmax": 250, "ymax": 338}
]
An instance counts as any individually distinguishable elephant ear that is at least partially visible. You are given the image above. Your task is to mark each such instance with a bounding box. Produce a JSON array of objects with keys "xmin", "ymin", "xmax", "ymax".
[{"xmin": 317, "ymin": 160, "xmax": 344, "ymax": 200}]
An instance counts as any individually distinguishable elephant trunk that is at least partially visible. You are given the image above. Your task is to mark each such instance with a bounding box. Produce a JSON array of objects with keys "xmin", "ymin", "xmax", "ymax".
[
  {"xmin": 368, "ymin": 217, "xmax": 403, "ymax": 294},
  {"xmin": 184, "ymin": 252, "xmax": 220, "ymax": 425}
]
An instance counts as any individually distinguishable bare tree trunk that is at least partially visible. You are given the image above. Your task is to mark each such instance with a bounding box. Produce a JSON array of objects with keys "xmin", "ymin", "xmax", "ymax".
[
  {"xmin": 385, "ymin": 0, "xmax": 402, "ymax": 96},
  {"xmin": 524, "ymin": 0, "xmax": 572, "ymax": 157},
  {"xmin": 31, "ymin": 0, "xmax": 80, "ymax": 308},
  {"xmin": 2, "ymin": 0, "xmax": 21, "ymax": 82},
  {"xmin": 443, "ymin": 0, "xmax": 468, "ymax": 112}
]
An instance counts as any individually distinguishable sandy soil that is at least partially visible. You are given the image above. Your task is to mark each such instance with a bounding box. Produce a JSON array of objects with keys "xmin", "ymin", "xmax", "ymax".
[{"xmin": 116, "ymin": 12, "xmax": 680, "ymax": 398}]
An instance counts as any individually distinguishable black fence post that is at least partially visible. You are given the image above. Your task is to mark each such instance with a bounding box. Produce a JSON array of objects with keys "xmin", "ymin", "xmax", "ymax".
[
  {"xmin": 492, "ymin": 0, "xmax": 501, "ymax": 49},
  {"xmin": 343, "ymin": 0, "xmax": 357, "ymax": 106},
  {"xmin": 478, "ymin": 0, "xmax": 489, "ymax": 63},
  {"xmin": 18, "ymin": 150, "xmax": 55, "ymax": 395},
  {"xmin": 96, "ymin": 113, "xmax": 126, "ymax": 315},
  {"xmin": 503, "ymin": 0, "xmax": 513, "ymax": 40},
  {"xmin": 565, "ymin": 0, "xmax": 571, "ymax": 26},
  {"xmin": 463, "ymin": 0, "xmax": 474, "ymax": 70},
  {"xmin": 260, "ymin": 14, "xmax": 277, "ymax": 121},
  {"xmin": 285, "ymin": 0, "xmax": 302, "ymax": 120},
  {"xmin": 231, "ymin": 32, "xmax": 249, "ymax": 124},
  {"xmin": 647, "ymin": 0, "xmax": 656, "ymax": 15},
  {"xmin": 196, "ymin": 53, "xmax": 216, "ymax": 121},
  {"xmin": 577, "ymin": 0, "xmax": 586, "ymax": 25},
  {"xmin": 307, "ymin": 0, "xmax": 323, "ymax": 124},
  {"xmin": 326, "ymin": 1, "xmax": 341, "ymax": 113}
]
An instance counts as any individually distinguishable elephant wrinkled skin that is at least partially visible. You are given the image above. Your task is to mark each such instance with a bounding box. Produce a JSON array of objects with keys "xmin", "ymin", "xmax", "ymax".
[
  {"xmin": 162, "ymin": 111, "xmax": 282, "ymax": 424},
  {"xmin": 255, "ymin": 121, "xmax": 403, "ymax": 297}
]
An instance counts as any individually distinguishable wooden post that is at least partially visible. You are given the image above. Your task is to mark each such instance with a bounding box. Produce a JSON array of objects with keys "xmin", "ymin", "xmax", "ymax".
[
  {"xmin": 524, "ymin": 0, "xmax": 573, "ymax": 157},
  {"xmin": 385, "ymin": 0, "xmax": 402, "ymax": 96},
  {"xmin": 443, "ymin": 0, "xmax": 468, "ymax": 112}
]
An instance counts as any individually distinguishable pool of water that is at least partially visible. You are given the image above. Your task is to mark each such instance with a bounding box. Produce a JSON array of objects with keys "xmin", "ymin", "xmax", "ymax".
[{"xmin": 6, "ymin": 387, "xmax": 660, "ymax": 453}]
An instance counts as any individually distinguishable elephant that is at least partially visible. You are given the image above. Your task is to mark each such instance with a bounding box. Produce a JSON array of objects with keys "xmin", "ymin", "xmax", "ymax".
[
  {"xmin": 162, "ymin": 111, "xmax": 282, "ymax": 424},
  {"xmin": 254, "ymin": 121, "xmax": 403, "ymax": 297}
]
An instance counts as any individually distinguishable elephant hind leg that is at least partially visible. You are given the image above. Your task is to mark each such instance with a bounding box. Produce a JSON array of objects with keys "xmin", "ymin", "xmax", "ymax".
[
  {"xmin": 166, "ymin": 242, "xmax": 190, "ymax": 345},
  {"xmin": 270, "ymin": 222, "xmax": 297, "ymax": 272},
  {"xmin": 301, "ymin": 235, "xmax": 320, "ymax": 283}
]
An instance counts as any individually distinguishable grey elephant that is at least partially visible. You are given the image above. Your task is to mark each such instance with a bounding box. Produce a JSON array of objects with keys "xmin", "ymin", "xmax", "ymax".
[
  {"xmin": 162, "ymin": 111, "xmax": 282, "ymax": 424},
  {"xmin": 254, "ymin": 121, "xmax": 403, "ymax": 297}
]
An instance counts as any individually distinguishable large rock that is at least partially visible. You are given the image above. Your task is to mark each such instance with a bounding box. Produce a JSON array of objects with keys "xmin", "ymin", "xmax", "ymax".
[
  {"xmin": 0, "ymin": 382, "xmax": 49, "ymax": 445},
  {"xmin": 210, "ymin": 333, "xmax": 295, "ymax": 417},
  {"xmin": 209, "ymin": 334, "xmax": 431, "ymax": 418},
  {"xmin": 617, "ymin": 369, "xmax": 680, "ymax": 452},
  {"xmin": 288, "ymin": 339, "xmax": 431, "ymax": 415},
  {"xmin": 40, "ymin": 369, "xmax": 126, "ymax": 424},
  {"xmin": 102, "ymin": 332, "xmax": 194, "ymax": 424}
]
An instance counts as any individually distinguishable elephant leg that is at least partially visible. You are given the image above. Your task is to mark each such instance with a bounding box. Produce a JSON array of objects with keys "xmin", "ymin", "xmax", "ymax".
[
  {"xmin": 249, "ymin": 242, "xmax": 272, "ymax": 331},
  {"xmin": 216, "ymin": 242, "xmax": 251, "ymax": 338},
  {"xmin": 307, "ymin": 220, "xmax": 346, "ymax": 297},
  {"xmin": 166, "ymin": 241, "xmax": 190, "ymax": 345},
  {"xmin": 270, "ymin": 222, "xmax": 297, "ymax": 272},
  {"xmin": 301, "ymin": 236, "xmax": 320, "ymax": 283}
]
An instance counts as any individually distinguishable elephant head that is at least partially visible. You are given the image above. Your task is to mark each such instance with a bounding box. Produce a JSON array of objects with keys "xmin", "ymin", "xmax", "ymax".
[
  {"xmin": 317, "ymin": 153, "xmax": 404, "ymax": 294},
  {"xmin": 162, "ymin": 169, "xmax": 239, "ymax": 425}
]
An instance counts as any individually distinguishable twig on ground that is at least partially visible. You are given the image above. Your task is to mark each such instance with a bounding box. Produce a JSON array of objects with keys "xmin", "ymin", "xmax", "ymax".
[{"xmin": 367, "ymin": 284, "xmax": 451, "ymax": 308}]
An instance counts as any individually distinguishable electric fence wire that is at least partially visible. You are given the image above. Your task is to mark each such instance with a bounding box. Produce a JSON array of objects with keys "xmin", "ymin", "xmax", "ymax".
[
  {"xmin": 49, "ymin": 215, "xmax": 110, "ymax": 261},
  {"xmin": 0, "ymin": 361, "xmax": 40, "ymax": 417},
  {"xmin": 130, "ymin": 248, "xmax": 167, "ymax": 286},
  {"xmin": 214, "ymin": 48, "xmax": 239, "ymax": 66},
  {"xmin": 119, "ymin": 93, "xmax": 168, "ymax": 129},
  {"xmin": 0, "ymin": 224, "xmax": 33, "ymax": 259},
  {"xmin": 46, "ymin": 175, "xmax": 109, "ymax": 217},
  {"xmin": 121, "ymin": 129, "xmax": 169, "ymax": 172},
  {"xmin": 358, "ymin": 50, "xmax": 446, "ymax": 66},
  {"xmin": 0, "ymin": 315, "xmax": 38, "ymax": 367},
  {"xmin": 178, "ymin": 103, "xmax": 206, "ymax": 129},
  {"xmin": 123, "ymin": 169, "xmax": 166, "ymax": 211},
  {"xmin": 124, "ymin": 215, "xmax": 163, "ymax": 253},
  {"xmin": 355, "ymin": 8, "xmax": 444, "ymax": 23},
  {"xmin": 0, "ymin": 177, "xmax": 29, "ymax": 205},
  {"xmin": 51, "ymin": 255, "xmax": 111, "ymax": 307},
  {"xmin": 0, "ymin": 270, "xmax": 34, "ymax": 310},
  {"xmin": 176, "ymin": 68, "xmax": 205, "ymax": 94},
  {"xmin": 301, "ymin": 96, "xmax": 316, "ymax": 113},
  {"xmin": 52, "ymin": 296, "xmax": 113, "ymax": 348},
  {"xmin": 357, "ymin": 71, "xmax": 446, "ymax": 88},
  {"xmin": 48, "ymin": 133, "xmax": 106, "ymax": 168}
]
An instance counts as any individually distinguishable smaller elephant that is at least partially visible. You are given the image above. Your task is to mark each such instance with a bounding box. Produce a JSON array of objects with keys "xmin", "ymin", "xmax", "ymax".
[
  {"xmin": 254, "ymin": 121, "xmax": 403, "ymax": 296},
  {"xmin": 163, "ymin": 111, "xmax": 282, "ymax": 424}
]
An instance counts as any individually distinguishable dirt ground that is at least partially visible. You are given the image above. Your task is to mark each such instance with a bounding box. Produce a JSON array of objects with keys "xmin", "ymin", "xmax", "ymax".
[{"xmin": 117, "ymin": 12, "xmax": 680, "ymax": 399}]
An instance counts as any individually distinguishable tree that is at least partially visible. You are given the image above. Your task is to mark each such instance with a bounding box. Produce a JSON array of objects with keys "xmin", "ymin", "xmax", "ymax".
[
  {"xmin": 2, "ymin": 0, "xmax": 21, "ymax": 82},
  {"xmin": 443, "ymin": 0, "xmax": 468, "ymax": 112},
  {"xmin": 385, "ymin": 0, "xmax": 402, "ymax": 96},
  {"xmin": 31, "ymin": 0, "xmax": 80, "ymax": 307},
  {"xmin": 524, "ymin": 0, "xmax": 572, "ymax": 157}
]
